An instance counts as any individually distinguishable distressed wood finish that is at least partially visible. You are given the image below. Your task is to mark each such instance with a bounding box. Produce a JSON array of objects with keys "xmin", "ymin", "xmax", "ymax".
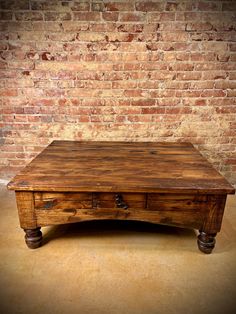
[
  {"xmin": 8, "ymin": 141, "xmax": 235, "ymax": 194},
  {"xmin": 8, "ymin": 141, "xmax": 235, "ymax": 252},
  {"xmin": 15, "ymin": 191, "xmax": 37, "ymax": 229}
]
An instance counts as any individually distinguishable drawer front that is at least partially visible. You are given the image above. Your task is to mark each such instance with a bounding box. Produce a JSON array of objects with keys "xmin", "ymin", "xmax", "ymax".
[
  {"xmin": 147, "ymin": 194, "xmax": 207, "ymax": 211},
  {"xmin": 93, "ymin": 193, "xmax": 146, "ymax": 209},
  {"xmin": 34, "ymin": 192, "xmax": 206, "ymax": 229},
  {"xmin": 34, "ymin": 192, "xmax": 93, "ymax": 210}
]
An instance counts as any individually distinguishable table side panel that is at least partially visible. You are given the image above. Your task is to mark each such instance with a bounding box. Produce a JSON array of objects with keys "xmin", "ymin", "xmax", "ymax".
[
  {"xmin": 16, "ymin": 191, "xmax": 37, "ymax": 229},
  {"xmin": 32, "ymin": 192, "xmax": 219, "ymax": 230},
  {"xmin": 201, "ymin": 194, "xmax": 227, "ymax": 233}
]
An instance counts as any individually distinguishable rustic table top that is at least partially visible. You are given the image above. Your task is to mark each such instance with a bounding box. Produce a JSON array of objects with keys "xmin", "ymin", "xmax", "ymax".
[{"xmin": 7, "ymin": 141, "xmax": 235, "ymax": 194}]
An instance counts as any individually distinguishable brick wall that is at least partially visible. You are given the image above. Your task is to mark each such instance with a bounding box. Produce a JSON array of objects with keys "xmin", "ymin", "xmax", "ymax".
[{"xmin": 0, "ymin": 0, "xmax": 236, "ymax": 185}]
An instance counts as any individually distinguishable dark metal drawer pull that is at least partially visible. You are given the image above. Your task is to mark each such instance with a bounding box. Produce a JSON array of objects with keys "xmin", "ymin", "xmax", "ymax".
[{"xmin": 115, "ymin": 194, "xmax": 129, "ymax": 210}]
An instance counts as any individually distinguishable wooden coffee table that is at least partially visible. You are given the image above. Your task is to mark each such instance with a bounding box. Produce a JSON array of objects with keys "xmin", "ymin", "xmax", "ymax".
[{"xmin": 7, "ymin": 141, "xmax": 235, "ymax": 253}]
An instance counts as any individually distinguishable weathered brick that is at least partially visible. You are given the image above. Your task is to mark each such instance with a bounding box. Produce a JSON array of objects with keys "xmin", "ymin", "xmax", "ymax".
[
  {"xmin": 147, "ymin": 12, "xmax": 175, "ymax": 22},
  {"xmin": 131, "ymin": 99, "xmax": 156, "ymax": 106},
  {"xmin": 0, "ymin": 89, "xmax": 18, "ymax": 96},
  {"xmin": 135, "ymin": 1, "xmax": 164, "ymax": 12},
  {"xmin": 44, "ymin": 12, "xmax": 72, "ymax": 21},
  {"xmin": 120, "ymin": 13, "xmax": 146, "ymax": 22},
  {"xmin": 90, "ymin": 23, "xmax": 116, "ymax": 32},
  {"xmin": 105, "ymin": 2, "xmax": 134, "ymax": 11},
  {"xmin": 31, "ymin": 1, "xmax": 64, "ymax": 10},
  {"xmin": 165, "ymin": 1, "xmax": 190, "ymax": 11},
  {"xmin": 102, "ymin": 12, "xmax": 119, "ymax": 21},
  {"xmin": 0, "ymin": 11, "xmax": 13, "ymax": 20},
  {"xmin": 62, "ymin": 21, "xmax": 89, "ymax": 32},
  {"xmin": 186, "ymin": 22, "xmax": 213, "ymax": 31},
  {"xmin": 71, "ymin": 2, "xmax": 90, "ymax": 11},
  {"xmin": 176, "ymin": 72, "xmax": 202, "ymax": 81},
  {"xmin": 92, "ymin": 2, "xmax": 105, "ymax": 12},
  {"xmin": 14, "ymin": 12, "xmax": 42, "ymax": 22},
  {"xmin": 222, "ymin": 2, "xmax": 236, "ymax": 11},
  {"xmin": 161, "ymin": 32, "xmax": 189, "ymax": 42},
  {"xmin": 201, "ymin": 90, "xmax": 226, "ymax": 97},
  {"xmin": 0, "ymin": 0, "xmax": 29, "ymax": 10},
  {"xmin": 194, "ymin": 1, "xmax": 221, "ymax": 11},
  {"xmin": 73, "ymin": 12, "xmax": 101, "ymax": 21},
  {"xmin": 78, "ymin": 32, "xmax": 106, "ymax": 42},
  {"xmin": 202, "ymin": 71, "xmax": 227, "ymax": 80}
]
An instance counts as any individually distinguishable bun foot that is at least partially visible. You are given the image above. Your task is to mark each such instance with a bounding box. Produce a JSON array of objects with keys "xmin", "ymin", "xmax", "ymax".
[
  {"xmin": 24, "ymin": 228, "xmax": 42, "ymax": 249},
  {"xmin": 197, "ymin": 231, "xmax": 217, "ymax": 254}
]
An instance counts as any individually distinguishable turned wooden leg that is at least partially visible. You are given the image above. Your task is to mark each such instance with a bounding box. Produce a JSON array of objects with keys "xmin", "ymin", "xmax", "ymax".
[
  {"xmin": 24, "ymin": 228, "xmax": 42, "ymax": 249},
  {"xmin": 197, "ymin": 231, "xmax": 217, "ymax": 254}
]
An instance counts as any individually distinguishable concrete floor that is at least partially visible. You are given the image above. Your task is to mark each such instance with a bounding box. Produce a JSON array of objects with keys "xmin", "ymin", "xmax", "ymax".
[{"xmin": 0, "ymin": 184, "xmax": 235, "ymax": 314}]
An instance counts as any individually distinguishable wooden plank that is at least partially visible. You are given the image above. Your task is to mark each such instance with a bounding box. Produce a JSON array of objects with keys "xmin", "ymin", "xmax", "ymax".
[
  {"xmin": 34, "ymin": 200, "xmax": 92, "ymax": 210},
  {"xmin": 7, "ymin": 141, "xmax": 235, "ymax": 194},
  {"xmin": 94, "ymin": 193, "xmax": 146, "ymax": 201},
  {"xmin": 34, "ymin": 192, "xmax": 93, "ymax": 210},
  {"xmin": 35, "ymin": 207, "xmax": 204, "ymax": 229},
  {"xmin": 148, "ymin": 194, "xmax": 207, "ymax": 201},
  {"xmin": 34, "ymin": 192, "xmax": 92, "ymax": 201}
]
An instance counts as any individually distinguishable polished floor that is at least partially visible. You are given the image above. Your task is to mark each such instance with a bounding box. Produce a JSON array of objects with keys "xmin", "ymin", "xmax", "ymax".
[{"xmin": 0, "ymin": 183, "xmax": 235, "ymax": 314}]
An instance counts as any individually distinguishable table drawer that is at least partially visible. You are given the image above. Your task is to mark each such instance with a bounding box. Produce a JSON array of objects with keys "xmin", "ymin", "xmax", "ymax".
[
  {"xmin": 93, "ymin": 193, "xmax": 146, "ymax": 209},
  {"xmin": 34, "ymin": 192, "xmax": 93, "ymax": 210},
  {"xmin": 147, "ymin": 194, "xmax": 207, "ymax": 211}
]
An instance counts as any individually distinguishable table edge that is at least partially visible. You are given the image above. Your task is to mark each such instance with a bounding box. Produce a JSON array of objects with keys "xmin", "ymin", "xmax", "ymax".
[{"xmin": 7, "ymin": 183, "xmax": 236, "ymax": 195}]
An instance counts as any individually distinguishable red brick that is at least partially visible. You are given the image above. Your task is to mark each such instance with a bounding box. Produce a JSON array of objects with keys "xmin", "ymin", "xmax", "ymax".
[
  {"xmin": 117, "ymin": 24, "xmax": 144, "ymax": 33},
  {"xmin": 229, "ymin": 44, "xmax": 236, "ymax": 52},
  {"xmin": 92, "ymin": 2, "xmax": 105, "ymax": 12},
  {"xmin": 62, "ymin": 21, "xmax": 89, "ymax": 32},
  {"xmin": 186, "ymin": 22, "xmax": 213, "ymax": 31},
  {"xmin": 44, "ymin": 12, "xmax": 72, "ymax": 21},
  {"xmin": 71, "ymin": 2, "xmax": 90, "ymax": 11},
  {"xmin": 131, "ymin": 99, "xmax": 156, "ymax": 106},
  {"xmin": 176, "ymin": 72, "xmax": 202, "ymax": 81},
  {"xmin": 120, "ymin": 13, "xmax": 145, "ymax": 22},
  {"xmin": 161, "ymin": 32, "xmax": 189, "ymax": 42},
  {"xmin": 105, "ymin": 2, "xmax": 134, "ymax": 11},
  {"xmin": 127, "ymin": 115, "xmax": 152, "ymax": 122},
  {"xmin": 147, "ymin": 12, "xmax": 175, "ymax": 23},
  {"xmin": 202, "ymin": 71, "xmax": 227, "ymax": 80},
  {"xmin": 229, "ymin": 73, "xmax": 236, "ymax": 80},
  {"xmin": 0, "ymin": 0, "xmax": 29, "ymax": 9},
  {"xmin": 201, "ymin": 90, "xmax": 226, "ymax": 97},
  {"xmin": 170, "ymin": 63, "xmax": 194, "ymax": 71},
  {"xmin": 135, "ymin": 1, "xmax": 164, "ymax": 11},
  {"xmin": 222, "ymin": 2, "xmax": 236, "ymax": 11},
  {"xmin": 124, "ymin": 90, "xmax": 142, "ymax": 97},
  {"xmin": 15, "ymin": 12, "xmax": 43, "ymax": 21},
  {"xmin": 215, "ymin": 80, "xmax": 236, "ymax": 90},
  {"xmin": 194, "ymin": 1, "xmax": 221, "ymax": 11},
  {"xmin": 73, "ymin": 12, "xmax": 101, "ymax": 21},
  {"xmin": 195, "ymin": 99, "xmax": 207, "ymax": 106},
  {"xmin": 102, "ymin": 12, "xmax": 119, "ymax": 21},
  {"xmin": 230, "ymin": 54, "xmax": 236, "ymax": 62},
  {"xmin": 141, "ymin": 108, "xmax": 165, "ymax": 114},
  {"xmin": 0, "ymin": 11, "xmax": 13, "ymax": 20},
  {"xmin": 0, "ymin": 89, "xmax": 18, "ymax": 96},
  {"xmin": 149, "ymin": 71, "xmax": 175, "ymax": 80},
  {"xmin": 165, "ymin": 2, "xmax": 190, "ymax": 11}
]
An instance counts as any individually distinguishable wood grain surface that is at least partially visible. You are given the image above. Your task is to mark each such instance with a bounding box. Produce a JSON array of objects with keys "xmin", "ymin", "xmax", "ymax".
[{"xmin": 8, "ymin": 141, "xmax": 235, "ymax": 194}]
